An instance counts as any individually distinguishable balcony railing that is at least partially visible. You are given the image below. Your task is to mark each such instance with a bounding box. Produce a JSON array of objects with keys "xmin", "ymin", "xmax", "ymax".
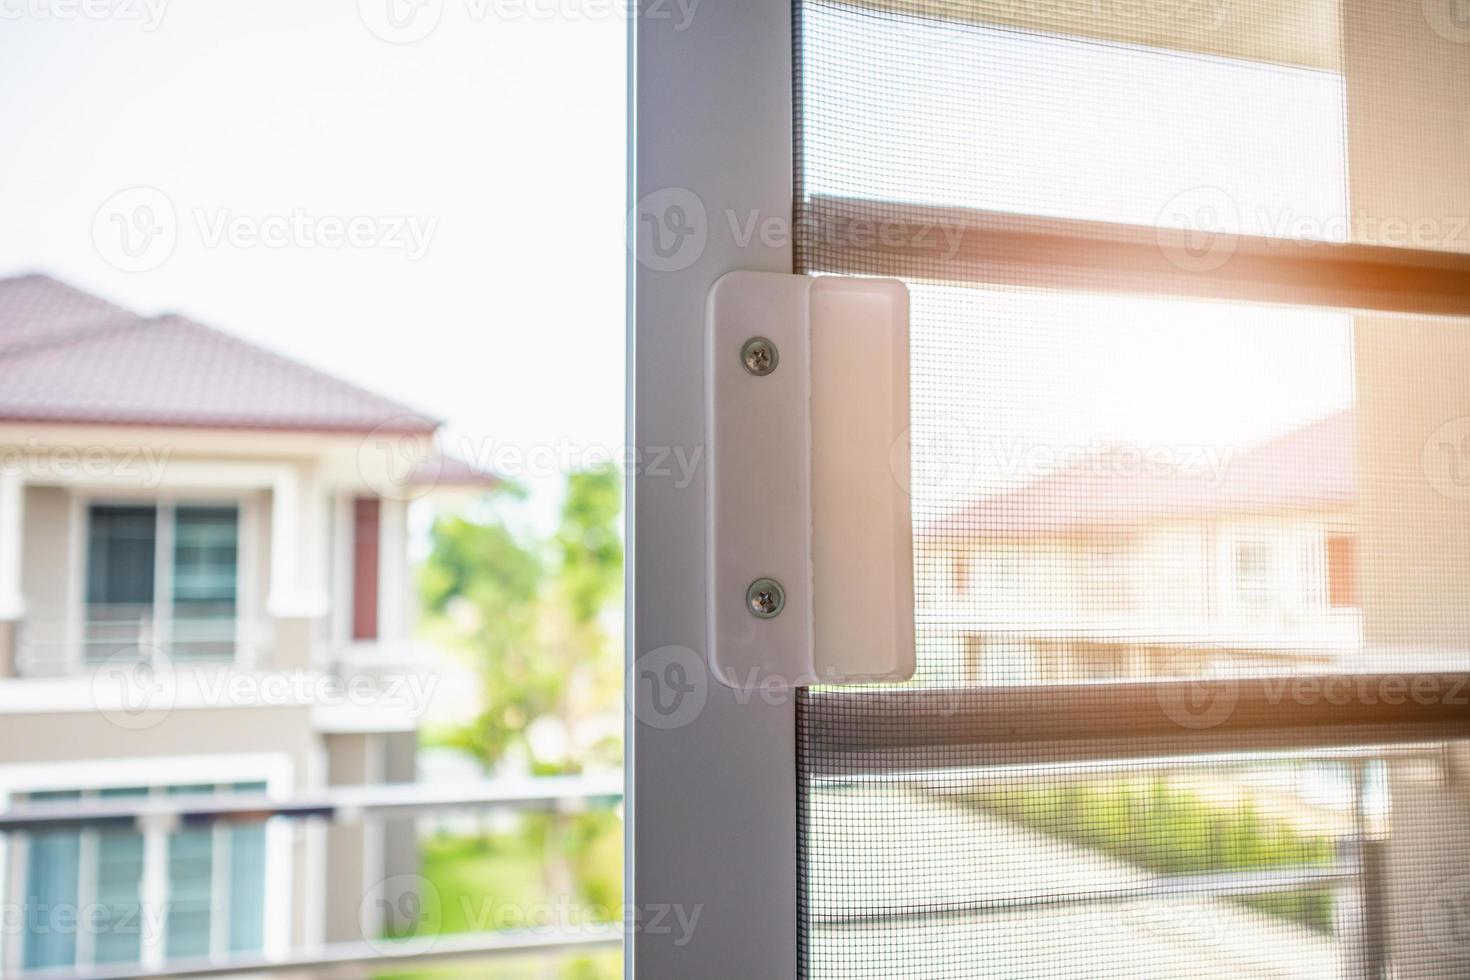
[
  {"xmin": 0, "ymin": 776, "xmax": 624, "ymax": 980},
  {"xmin": 13, "ymin": 610, "xmax": 273, "ymax": 678}
]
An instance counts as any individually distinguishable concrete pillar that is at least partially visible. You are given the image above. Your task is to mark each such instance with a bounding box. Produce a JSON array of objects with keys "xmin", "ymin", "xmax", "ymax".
[
  {"xmin": 0, "ymin": 470, "xmax": 23, "ymax": 678},
  {"xmin": 267, "ymin": 465, "xmax": 330, "ymax": 671},
  {"xmin": 321, "ymin": 732, "xmax": 418, "ymax": 946},
  {"xmin": 376, "ymin": 498, "xmax": 408, "ymax": 654}
]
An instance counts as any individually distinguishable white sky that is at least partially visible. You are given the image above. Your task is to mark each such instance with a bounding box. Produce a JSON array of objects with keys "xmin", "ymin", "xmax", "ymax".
[
  {"xmin": 804, "ymin": 9, "xmax": 1356, "ymax": 508},
  {"xmin": 1, "ymin": 4, "xmax": 1358, "ymax": 528},
  {"xmin": 0, "ymin": 0, "xmax": 627, "ymax": 531}
]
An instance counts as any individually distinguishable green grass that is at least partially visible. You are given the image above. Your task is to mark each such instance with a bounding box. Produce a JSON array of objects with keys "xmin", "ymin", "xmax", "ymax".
[
  {"xmin": 960, "ymin": 776, "xmax": 1338, "ymax": 933},
  {"xmin": 377, "ymin": 812, "xmax": 622, "ymax": 980}
]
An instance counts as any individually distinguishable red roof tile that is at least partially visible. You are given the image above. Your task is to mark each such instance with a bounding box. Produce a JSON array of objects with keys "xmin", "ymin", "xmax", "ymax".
[
  {"xmin": 937, "ymin": 410, "xmax": 1355, "ymax": 534},
  {"xmin": 0, "ymin": 274, "xmax": 439, "ymax": 434},
  {"xmin": 0, "ymin": 273, "xmax": 136, "ymax": 358}
]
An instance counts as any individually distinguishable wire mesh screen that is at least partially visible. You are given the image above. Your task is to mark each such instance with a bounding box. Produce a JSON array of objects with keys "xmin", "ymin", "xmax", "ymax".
[
  {"xmin": 797, "ymin": 732, "xmax": 1470, "ymax": 979},
  {"xmin": 794, "ymin": 1, "xmax": 1470, "ymax": 976}
]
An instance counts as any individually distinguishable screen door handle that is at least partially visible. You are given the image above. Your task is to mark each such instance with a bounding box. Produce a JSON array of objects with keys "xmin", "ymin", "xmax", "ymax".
[{"xmin": 705, "ymin": 271, "xmax": 915, "ymax": 690}]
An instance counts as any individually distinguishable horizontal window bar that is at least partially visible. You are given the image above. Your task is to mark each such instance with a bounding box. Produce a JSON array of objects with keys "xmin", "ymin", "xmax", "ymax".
[
  {"xmin": 811, "ymin": 0, "xmax": 1341, "ymax": 72},
  {"xmin": 811, "ymin": 863, "xmax": 1360, "ymax": 928},
  {"xmin": 801, "ymin": 195, "xmax": 1470, "ymax": 316},
  {"xmin": 800, "ymin": 675, "xmax": 1470, "ymax": 771},
  {"xmin": 30, "ymin": 926, "xmax": 619, "ymax": 980},
  {"xmin": 0, "ymin": 774, "xmax": 622, "ymax": 834}
]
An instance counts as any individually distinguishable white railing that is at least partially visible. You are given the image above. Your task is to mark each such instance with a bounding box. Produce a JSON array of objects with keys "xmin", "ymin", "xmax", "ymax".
[
  {"xmin": 0, "ymin": 776, "xmax": 624, "ymax": 980},
  {"xmin": 13, "ymin": 611, "xmax": 273, "ymax": 678}
]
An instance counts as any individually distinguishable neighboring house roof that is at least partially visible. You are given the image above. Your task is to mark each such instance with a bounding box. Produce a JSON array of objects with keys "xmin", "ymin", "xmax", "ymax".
[
  {"xmin": 938, "ymin": 410, "xmax": 1354, "ymax": 534},
  {"xmin": 0, "ymin": 274, "xmax": 136, "ymax": 358},
  {"xmin": 0, "ymin": 273, "xmax": 438, "ymax": 434}
]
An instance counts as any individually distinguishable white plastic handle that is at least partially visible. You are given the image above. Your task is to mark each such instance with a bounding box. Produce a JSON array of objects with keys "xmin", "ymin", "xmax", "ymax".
[{"xmin": 705, "ymin": 272, "xmax": 914, "ymax": 690}]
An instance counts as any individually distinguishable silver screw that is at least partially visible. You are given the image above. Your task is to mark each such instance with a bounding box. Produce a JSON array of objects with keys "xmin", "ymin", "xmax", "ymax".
[
  {"xmin": 741, "ymin": 337, "xmax": 778, "ymax": 376},
  {"xmin": 746, "ymin": 577, "xmax": 785, "ymax": 619}
]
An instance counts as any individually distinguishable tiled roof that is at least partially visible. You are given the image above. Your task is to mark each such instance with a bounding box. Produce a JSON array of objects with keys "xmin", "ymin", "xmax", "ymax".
[
  {"xmin": 0, "ymin": 274, "xmax": 438, "ymax": 434},
  {"xmin": 938, "ymin": 410, "xmax": 1354, "ymax": 534},
  {"xmin": 426, "ymin": 452, "xmax": 500, "ymax": 488},
  {"xmin": 0, "ymin": 273, "xmax": 136, "ymax": 358}
]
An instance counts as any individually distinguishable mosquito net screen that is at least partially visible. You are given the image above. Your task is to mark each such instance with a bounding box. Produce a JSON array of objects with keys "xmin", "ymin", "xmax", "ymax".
[{"xmin": 794, "ymin": 2, "xmax": 1470, "ymax": 976}]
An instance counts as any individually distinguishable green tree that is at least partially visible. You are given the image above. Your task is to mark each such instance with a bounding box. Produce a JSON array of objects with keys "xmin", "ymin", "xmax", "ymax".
[
  {"xmin": 420, "ymin": 481, "xmax": 549, "ymax": 766},
  {"xmin": 421, "ymin": 466, "xmax": 622, "ymax": 775},
  {"xmin": 418, "ymin": 465, "xmax": 625, "ymax": 959}
]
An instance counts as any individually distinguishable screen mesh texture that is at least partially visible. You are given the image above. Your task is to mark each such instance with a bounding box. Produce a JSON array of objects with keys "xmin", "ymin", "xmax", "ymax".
[{"xmin": 794, "ymin": 2, "xmax": 1470, "ymax": 977}]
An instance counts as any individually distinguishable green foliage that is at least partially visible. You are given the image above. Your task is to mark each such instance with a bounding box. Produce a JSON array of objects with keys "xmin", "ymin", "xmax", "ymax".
[
  {"xmin": 556, "ymin": 467, "xmax": 623, "ymax": 627},
  {"xmin": 374, "ymin": 819, "xmax": 623, "ymax": 980},
  {"xmin": 410, "ymin": 467, "xmax": 624, "ymax": 980},
  {"xmin": 963, "ymin": 776, "xmax": 1338, "ymax": 933},
  {"xmin": 420, "ymin": 481, "xmax": 536, "ymax": 616},
  {"xmin": 419, "ymin": 466, "xmax": 623, "ymax": 774}
]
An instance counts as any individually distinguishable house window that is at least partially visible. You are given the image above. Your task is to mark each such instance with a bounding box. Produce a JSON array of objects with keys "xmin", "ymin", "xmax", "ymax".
[
  {"xmin": 85, "ymin": 506, "xmax": 157, "ymax": 660},
  {"xmin": 17, "ymin": 782, "xmax": 268, "ymax": 970},
  {"xmin": 85, "ymin": 503, "xmax": 239, "ymax": 663},
  {"xmin": 1232, "ymin": 539, "xmax": 1273, "ymax": 611},
  {"xmin": 20, "ymin": 791, "xmax": 83, "ymax": 970}
]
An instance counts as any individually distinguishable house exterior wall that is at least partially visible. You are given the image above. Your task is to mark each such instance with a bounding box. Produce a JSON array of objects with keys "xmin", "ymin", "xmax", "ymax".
[
  {"xmin": 922, "ymin": 505, "xmax": 1360, "ymax": 683},
  {"xmin": 0, "ymin": 705, "xmax": 315, "ymax": 771},
  {"xmin": 320, "ymin": 731, "xmax": 418, "ymax": 946},
  {"xmin": 13, "ymin": 485, "xmax": 284, "ymax": 676},
  {"xmin": 7, "ymin": 477, "xmax": 419, "ymax": 676},
  {"xmin": 0, "ymin": 704, "xmax": 321, "ymax": 964},
  {"xmin": 15, "ymin": 486, "xmax": 70, "ymax": 673},
  {"xmin": 0, "ymin": 431, "xmax": 433, "ymax": 969}
]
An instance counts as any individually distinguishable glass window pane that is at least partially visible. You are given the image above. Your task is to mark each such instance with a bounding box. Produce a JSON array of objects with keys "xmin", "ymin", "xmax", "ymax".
[
  {"xmin": 93, "ymin": 787, "xmax": 149, "ymax": 965},
  {"xmin": 170, "ymin": 505, "xmax": 239, "ymax": 662},
  {"xmin": 21, "ymin": 791, "xmax": 82, "ymax": 971},
  {"xmin": 226, "ymin": 782, "xmax": 267, "ymax": 955},
  {"xmin": 164, "ymin": 785, "xmax": 215, "ymax": 960},
  {"xmin": 85, "ymin": 505, "xmax": 157, "ymax": 662}
]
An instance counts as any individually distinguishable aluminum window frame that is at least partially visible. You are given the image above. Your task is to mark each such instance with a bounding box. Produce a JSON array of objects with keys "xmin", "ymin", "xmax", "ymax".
[
  {"xmin": 629, "ymin": 1, "xmax": 801, "ymax": 978},
  {"xmin": 632, "ymin": 2, "xmax": 1470, "ymax": 978}
]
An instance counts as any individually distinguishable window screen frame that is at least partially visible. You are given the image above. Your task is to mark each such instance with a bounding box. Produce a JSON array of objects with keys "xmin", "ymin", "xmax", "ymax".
[
  {"xmin": 791, "ymin": 4, "xmax": 1470, "ymax": 978},
  {"xmin": 630, "ymin": 1, "xmax": 800, "ymax": 979},
  {"xmin": 791, "ymin": 0, "xmax": 1470, "ymax": 734},
  {"xmin": 632, "ymin": 3, "xmax": 1470, "ymax": 979}
]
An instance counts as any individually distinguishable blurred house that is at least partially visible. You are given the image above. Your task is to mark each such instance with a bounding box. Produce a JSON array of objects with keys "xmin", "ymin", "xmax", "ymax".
[
  {"xmin": 921, "ymin": 412, "xmax": 1360, "ymax": 684},
  {"xmin": 0, "ymin": 274, "xmax": 492, "ymax": 972}
]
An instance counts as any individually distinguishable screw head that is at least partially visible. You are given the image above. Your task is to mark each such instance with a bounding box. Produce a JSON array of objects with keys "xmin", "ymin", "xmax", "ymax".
[
  {"xmin": 740, "ymin": 337, "xmax": 778, "ymax": 376},
  {"xmin": 746, "ymin": 577, "xmax": 785, "ymax": 619}
]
